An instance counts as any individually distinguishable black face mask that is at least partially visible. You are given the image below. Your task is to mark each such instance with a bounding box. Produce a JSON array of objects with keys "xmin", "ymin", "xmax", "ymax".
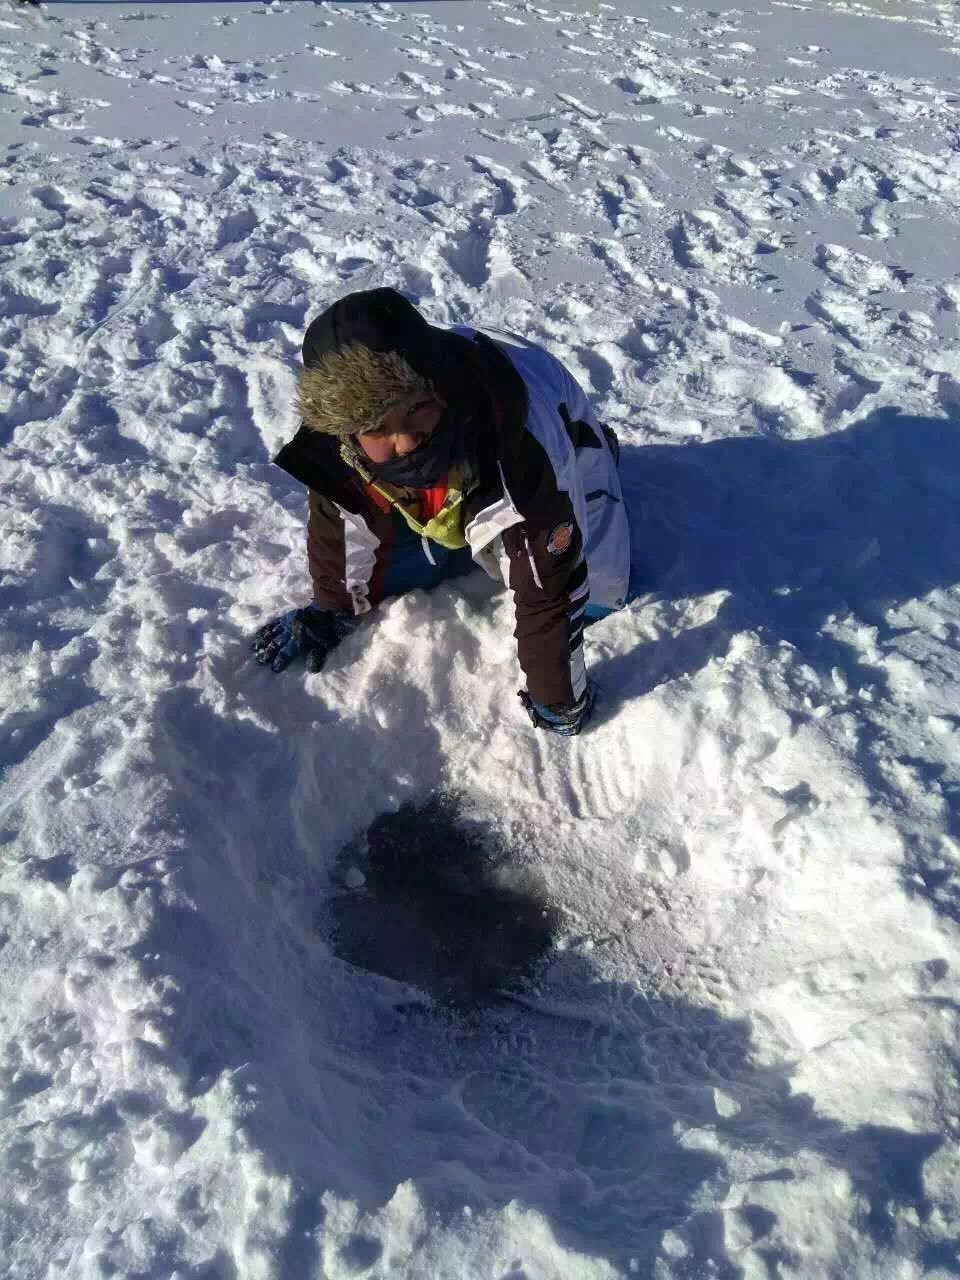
[{"xmin": 369, "ymin": 408, "xmax": 467, "ymax": 490}]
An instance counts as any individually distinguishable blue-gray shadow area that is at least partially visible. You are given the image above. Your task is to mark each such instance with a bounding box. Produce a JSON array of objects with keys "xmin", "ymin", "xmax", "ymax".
[
  {"xmin": 306, "ymin": 976, "xmax": 944, "ymax": 1279},
  {"xmin": 602, "ymin": 407, "xmax": 960, "ymax": 921},
  {"xmin": 922, "ymin": 1238, "xmax": 960, "ymax": 1276},
  {"xmin": 461, "ymin": 971, "xmax": 945, "ymax": 1279},
  {"xmin": 617, "ymin": 409, "xmax": 960, "ymax": 685}
]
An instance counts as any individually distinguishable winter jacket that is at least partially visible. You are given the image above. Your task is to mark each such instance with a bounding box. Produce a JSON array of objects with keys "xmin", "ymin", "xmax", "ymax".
[{"xmin": 274, "ymin": 326, "xmax": 630, "ymax": 707}]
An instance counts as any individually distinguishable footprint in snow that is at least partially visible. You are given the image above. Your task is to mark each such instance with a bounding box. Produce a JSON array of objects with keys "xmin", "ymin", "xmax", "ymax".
[
  {"xmin": 813, "ymin": 242, "xmax": 910, "ymax": 294},
  {"xmin": 669, "ymin": 209, "xmax": 783, "ymax": 285}
]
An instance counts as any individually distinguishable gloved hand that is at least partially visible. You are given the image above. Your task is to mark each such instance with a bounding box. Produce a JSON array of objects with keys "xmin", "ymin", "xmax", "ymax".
[
  {"xmin": 252, "ymin": 605, "xmax": 356, "ymax": 674},
  {"xmin": 518, "ymin": 684, "xmax": 595, "ymax": 736}
]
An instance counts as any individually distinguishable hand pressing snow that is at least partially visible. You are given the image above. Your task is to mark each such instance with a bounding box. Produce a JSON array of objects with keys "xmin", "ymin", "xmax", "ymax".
[{"xmin": 252, "ymin": 606, "xmax": 356, "ymax": 674}]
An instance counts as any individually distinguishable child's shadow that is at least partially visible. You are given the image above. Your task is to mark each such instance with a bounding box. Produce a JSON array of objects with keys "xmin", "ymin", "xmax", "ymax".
[
  {"xmin": 603, "ymin": 407, "xmax": 960, "ymax": 703},
  {"xmin": 591, "ymin": 407, "xmax": 960, "ymax": 922}
]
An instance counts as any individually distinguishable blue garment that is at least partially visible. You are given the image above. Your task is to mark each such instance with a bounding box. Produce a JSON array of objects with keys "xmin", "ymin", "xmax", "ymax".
[
  {"xmin": 380, "ymin": 510, "xmax": 475, "ymax": 600},
  {"xmin": 583, "ymin": 559, "xmax": 644, "ymax": 624},
  {"xmin": 583, "ymin": 601, "xmax": 615, "ymax": 625}
]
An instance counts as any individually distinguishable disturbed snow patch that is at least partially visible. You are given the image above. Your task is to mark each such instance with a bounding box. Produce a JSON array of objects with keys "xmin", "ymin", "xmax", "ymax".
[{"xmin": 324, "ymin": 792, "xmax": 559, "ymax": 1008}]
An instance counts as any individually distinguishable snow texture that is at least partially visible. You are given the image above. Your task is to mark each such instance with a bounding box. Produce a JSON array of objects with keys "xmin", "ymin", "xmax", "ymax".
[{"xmin": 2, "ymin": 0, "xmax": 960, "ymax": 1277}]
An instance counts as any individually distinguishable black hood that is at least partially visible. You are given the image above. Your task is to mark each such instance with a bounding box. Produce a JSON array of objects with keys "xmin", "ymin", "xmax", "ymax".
[
  {"xmin": 302, "ymin": 287, "xmax": 433, "ymax": 370},
  {"xmin": 301, "ymin": 287, "xmax": 487, "ymax": 408}
]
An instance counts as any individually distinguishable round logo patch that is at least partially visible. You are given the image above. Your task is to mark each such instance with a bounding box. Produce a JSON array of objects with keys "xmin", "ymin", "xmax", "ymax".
[{"xmin": 546, "ymin": 521, "xmax": 574, "ymax": 557}]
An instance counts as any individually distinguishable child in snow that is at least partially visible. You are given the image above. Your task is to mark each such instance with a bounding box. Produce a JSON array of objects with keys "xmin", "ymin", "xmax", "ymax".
[{"xmin": 253, "ymin": 288, "xmax": 630, "ymax": 736}]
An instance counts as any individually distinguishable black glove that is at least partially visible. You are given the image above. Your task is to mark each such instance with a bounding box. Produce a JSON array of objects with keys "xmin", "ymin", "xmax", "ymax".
[
  {"xmin": 252, "ymin": 605, "xmax": 356, "ymax": 674},
  {"xmin": 518, "ymin": 684, "xmax": 595, "ymax": 736}
]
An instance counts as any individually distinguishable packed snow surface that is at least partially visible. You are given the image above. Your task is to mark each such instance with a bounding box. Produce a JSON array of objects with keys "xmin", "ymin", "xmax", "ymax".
[{"xmin": 3, "ymin": 0, "xmax": 960, "ymax": 1276}]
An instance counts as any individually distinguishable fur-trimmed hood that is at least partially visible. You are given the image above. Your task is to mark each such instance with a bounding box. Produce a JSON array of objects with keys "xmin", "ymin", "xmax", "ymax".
[
  {"xmin": 297, "ymin": 287, "xmax": 440, "ymax": 437},
  {"xmin": 276, "ymin": 325, "xmax": 530, "ymax": 513},
  {"xmin": 296, "ymin": 344, "xmax": 437, "ymax": 437}
]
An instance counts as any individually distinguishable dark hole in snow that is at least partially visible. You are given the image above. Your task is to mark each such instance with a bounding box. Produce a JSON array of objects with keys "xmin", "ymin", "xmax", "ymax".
[
  {"xmin": 339, "ymin": 1234, "xmax": 383, "ymax": 1272},
  {"xmin": 322, "ymin": 793, "xmax": 560, "ymax": 1009}
]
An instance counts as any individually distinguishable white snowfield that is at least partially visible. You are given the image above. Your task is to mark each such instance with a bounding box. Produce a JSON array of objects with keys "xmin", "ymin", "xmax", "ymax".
[{"xmin": 2, "ymin": 0, "xmax": 960, "ymax": 1276}]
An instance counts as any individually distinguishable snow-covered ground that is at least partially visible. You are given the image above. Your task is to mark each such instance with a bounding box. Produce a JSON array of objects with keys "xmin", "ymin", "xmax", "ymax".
[{"xmin": 3, "ymin": 0, "xmax": 960, "ymax": 1275}]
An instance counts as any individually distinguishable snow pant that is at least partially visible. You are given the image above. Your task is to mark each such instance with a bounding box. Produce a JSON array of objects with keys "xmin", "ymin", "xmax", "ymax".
[{"xmin": 380, "ymin": 510, "xmax": 475, "ymax": 601}]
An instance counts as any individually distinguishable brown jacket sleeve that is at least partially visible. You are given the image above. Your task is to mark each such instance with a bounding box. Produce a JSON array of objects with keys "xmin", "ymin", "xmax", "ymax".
[
  {"xmin": 500, "ymin": 428, "xmax": 589, "ymax": 707},
  {"xmin": 306, "ymin": 492, "xmax": 354, "ymax": 614},
  {"xmin": 504, "ymin": 516, "xmax": 587, "ymax": 707}
]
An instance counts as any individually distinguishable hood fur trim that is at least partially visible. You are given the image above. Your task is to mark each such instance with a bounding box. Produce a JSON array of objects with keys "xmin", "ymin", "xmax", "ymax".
[{"xmin": 296, "ymin": 343, "xmax": 438, "ymax": 437}]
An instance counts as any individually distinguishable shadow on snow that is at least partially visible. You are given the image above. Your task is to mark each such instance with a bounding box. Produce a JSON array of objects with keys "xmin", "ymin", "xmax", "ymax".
[
  {"xmin": 616, "ymin": 408, "xmax": 960, "ymax": 696},
  {"xmin": 607, "ymin": 406, "xmax": 960, "ymax": 926}
]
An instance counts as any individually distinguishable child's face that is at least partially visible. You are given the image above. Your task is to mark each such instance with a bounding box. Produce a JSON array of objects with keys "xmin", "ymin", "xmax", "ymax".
[{"xmin": 358, "ymin": 399, "xmax": 443, "ymax": 463}]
